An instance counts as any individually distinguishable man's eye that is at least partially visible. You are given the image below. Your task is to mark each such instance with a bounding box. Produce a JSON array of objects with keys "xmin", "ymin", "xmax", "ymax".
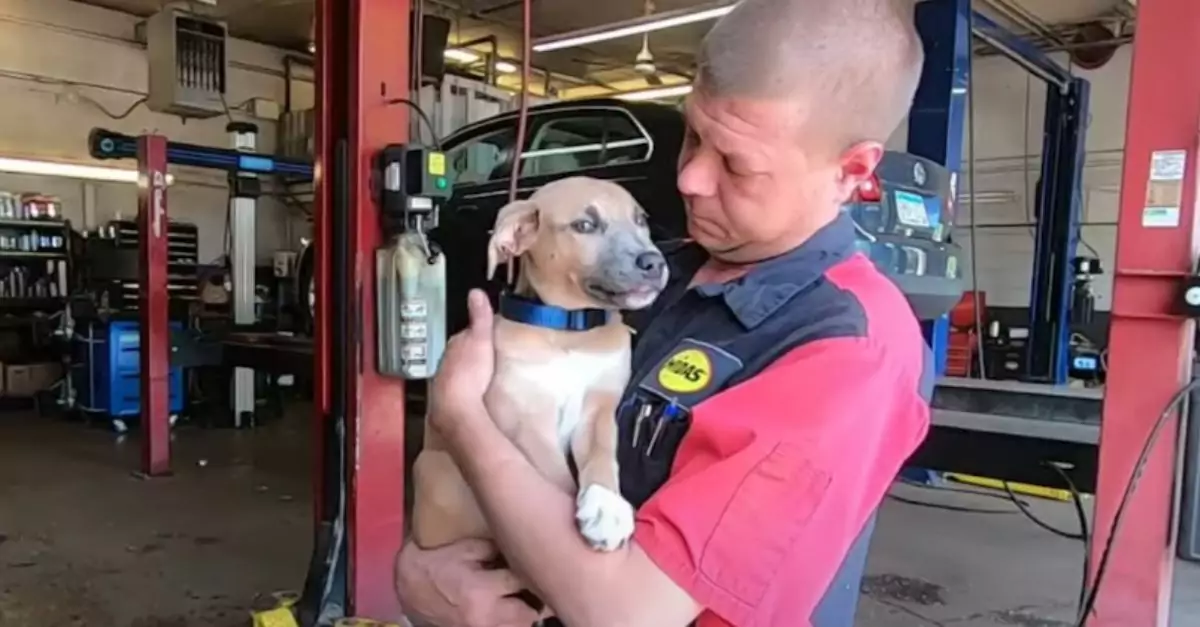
[
  {"xmin": 723, "ymin": 155, "xmax": 752, "ymax": 177},
  {"xmin": 571, "ymin": 219, "xmax": 599, "ymax": 234}
]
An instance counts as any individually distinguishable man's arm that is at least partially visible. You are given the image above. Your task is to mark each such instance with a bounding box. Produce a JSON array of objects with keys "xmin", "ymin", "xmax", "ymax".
[
  {"xmin": 448, "ymin": 408, "xmax": 702, "ymax": 627},
  {"xmin": 447, "ymin": 335, "xmax": 928, "ymax": 627}
]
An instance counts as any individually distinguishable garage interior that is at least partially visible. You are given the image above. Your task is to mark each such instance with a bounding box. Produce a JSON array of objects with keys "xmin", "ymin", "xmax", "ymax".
[{"xmin": 0, "ymin": 0, "xmax": 1197, "ymax": 625}]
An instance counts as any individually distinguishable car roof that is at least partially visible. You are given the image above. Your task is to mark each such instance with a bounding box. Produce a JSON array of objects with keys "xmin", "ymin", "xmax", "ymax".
[{"xmin": 444, "ymin": 98, "xmax": 684, "ymax": 145}]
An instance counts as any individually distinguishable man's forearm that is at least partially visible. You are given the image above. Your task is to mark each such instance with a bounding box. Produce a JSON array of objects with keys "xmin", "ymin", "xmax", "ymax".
[{"xmin": 448, "ymin": 409, "xmax": 633, "ymax": 626}]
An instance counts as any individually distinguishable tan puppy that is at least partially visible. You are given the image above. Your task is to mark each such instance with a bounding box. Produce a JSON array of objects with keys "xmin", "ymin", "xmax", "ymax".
[{"xmin": 412, "ymin": 176, "xmax": 669, "ymax": 557}]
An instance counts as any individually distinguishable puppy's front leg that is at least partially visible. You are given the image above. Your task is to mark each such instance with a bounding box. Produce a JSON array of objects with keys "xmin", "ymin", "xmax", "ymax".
[{"xmin": 571, "ymin": 392, "xmax": 635, "ymax": 552}]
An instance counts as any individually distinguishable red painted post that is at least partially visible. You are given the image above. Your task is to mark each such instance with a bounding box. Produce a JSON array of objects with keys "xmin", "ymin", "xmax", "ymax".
[
  {"xmin": 315, "ymin": 0, "xmax": 410, "ymax": 619},
  {"xmin": 137, "ymin": 135, "xmax": 171, "ymax": 477},
  {"xmin": 311, "ymin": 0, "xmax": 334, "ymax": 535},
  {"xmin": 348, "ymin": 0, "xmax": 410, "ymax": 617},
  {"xmin": 1091, "ymin": 1, "xmax": 1200, "ymax": 624}
]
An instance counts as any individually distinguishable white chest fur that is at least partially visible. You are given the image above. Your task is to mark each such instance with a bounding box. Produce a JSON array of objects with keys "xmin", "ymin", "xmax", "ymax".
[{"xmin": 504, "ymin": 349, "xmax": 627, "ymax": 453}]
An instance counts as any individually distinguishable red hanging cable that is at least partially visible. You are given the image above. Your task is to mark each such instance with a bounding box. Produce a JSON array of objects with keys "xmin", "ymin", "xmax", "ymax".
[
  {"xmin": 414, "ymin": 1, "xmax": 425, "ymax": 103},
  {"xmin": 507, "ymin": 0, "xmax": 533, "ymax": 203}
]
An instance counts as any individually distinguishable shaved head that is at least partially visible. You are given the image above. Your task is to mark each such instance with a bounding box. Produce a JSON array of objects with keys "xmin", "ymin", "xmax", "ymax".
[
  {"xmin": 697, "ymin": 0, "xmax": 923, "ymax": 149},
  {"xmin": 677, "ymin": 0, "xmax": 922, "ymax": 264}
]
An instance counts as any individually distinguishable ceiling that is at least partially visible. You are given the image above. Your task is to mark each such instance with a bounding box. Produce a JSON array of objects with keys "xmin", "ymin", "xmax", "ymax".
[{"xmin": 75, "ymin": 0, "xmax": 1137, "ymax": 98}]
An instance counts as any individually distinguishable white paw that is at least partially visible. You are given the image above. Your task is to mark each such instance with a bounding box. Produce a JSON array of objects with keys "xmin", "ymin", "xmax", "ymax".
[{"xmin": 575, "ymin": 484, "xmax": 635, "ymax": 552}]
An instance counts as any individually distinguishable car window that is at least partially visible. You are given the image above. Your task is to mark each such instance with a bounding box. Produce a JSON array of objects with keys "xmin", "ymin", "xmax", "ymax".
[
  {"xmin": 447, "ymin": 126, "xmax": 518, "ymax": 185},
  {"xmin": 522, "ymin": 113, "xmax": 650, "ymax": 178}
]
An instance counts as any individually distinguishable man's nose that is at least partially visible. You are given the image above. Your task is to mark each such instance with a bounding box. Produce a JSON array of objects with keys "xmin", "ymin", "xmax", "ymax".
[
  {"xmin": 677, "ymin": 151, "xmax": 718, "ymax": 197},
  {"xmin": 635, "ymin": 251, "xmax": 666, "ymax": 279}
]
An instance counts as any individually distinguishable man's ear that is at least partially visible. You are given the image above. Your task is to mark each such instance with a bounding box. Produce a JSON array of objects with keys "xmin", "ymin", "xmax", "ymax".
[
  {"xmin": 487, "ymin": 199, "xmax": 540, "ymax": 280},
  {"xmin": 834, "ymin": 141, "xmax": 886, "ymax": 203}
]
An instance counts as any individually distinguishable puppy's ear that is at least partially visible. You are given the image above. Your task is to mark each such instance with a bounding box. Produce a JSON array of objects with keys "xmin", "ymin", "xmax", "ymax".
[{"xmin": 487, "ymin": 200, "xmax": 539, "ymax": 280}]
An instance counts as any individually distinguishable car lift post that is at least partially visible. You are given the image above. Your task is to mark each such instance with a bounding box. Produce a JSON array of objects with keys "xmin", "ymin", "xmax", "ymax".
[
  {"xmin": 1026, "ymin": 78, "xmax": 1090, "ymax": 385},
  {"xmin": 229, "ymin": 122, "xmax": 260, "ymax": 428},
  {"xmin": 908, "ymin": 0, "xmax": 970, "ymax": 379},
  {"xmin": 906, "ymin": 5, "xmax": 1088, "ymax": 384},
  {"xmin": 966, "ymin": 12, "xmax": 1089, "ymax": 386},
  {"xmin": 93, "ymin": 129, "xmax": 312, "ymax": 475},
  {"xmin": 1091, "ymin": 0, "xmax": 1200, "ymax": 623},
  {"xmin": 299, "ymin": 0, "xmax": 411, "ymax": 621},
  {"xmin": 137, "ymin": 135, "xmax": 172, "ymax": 477}
]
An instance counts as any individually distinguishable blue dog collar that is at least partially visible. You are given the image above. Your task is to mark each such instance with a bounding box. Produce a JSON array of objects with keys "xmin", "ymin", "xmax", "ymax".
[{"xmin": 498, "ymin": 293, "xmax": 610, "ymax": 332}]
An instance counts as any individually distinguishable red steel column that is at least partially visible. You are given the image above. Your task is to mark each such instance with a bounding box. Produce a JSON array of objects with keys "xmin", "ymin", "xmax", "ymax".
[
  {"xmin": 311, "ymin": 0, "xmax": 334, "ymax": 534},
  {"xmin": 315, "ymin": 0, "xmax": 410, "ymax": 620},
  {"xmin": 137, "ymin": 135, "xmax": 171, "ymax": 477},
  {"xmin": 1091, "ymin": 1, "xmax": 1200, "ymax": 625}
]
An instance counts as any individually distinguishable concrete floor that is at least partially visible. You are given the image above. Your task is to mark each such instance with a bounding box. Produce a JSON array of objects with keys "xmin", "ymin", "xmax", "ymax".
[{"xmin": 1, "ymin": 407, "xmax": 1198, "ymax": 627}]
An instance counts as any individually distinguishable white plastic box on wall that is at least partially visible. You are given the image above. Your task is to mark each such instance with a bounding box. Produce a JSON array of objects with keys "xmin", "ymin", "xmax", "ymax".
[{"xmin": 413, "ymin": 75, "xmax": 554, "ymax": 144}]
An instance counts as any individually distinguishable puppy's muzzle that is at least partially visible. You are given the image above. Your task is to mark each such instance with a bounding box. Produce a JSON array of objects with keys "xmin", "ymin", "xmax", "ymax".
[{"xmin": 634, "ymin": 251, "xmax": 667, "ymax": 282}]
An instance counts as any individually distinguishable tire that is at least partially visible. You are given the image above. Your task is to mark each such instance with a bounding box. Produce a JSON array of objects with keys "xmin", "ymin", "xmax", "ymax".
[{"xmin": 295, "ymin": 242, "xmax": 316, "ymax": 336}]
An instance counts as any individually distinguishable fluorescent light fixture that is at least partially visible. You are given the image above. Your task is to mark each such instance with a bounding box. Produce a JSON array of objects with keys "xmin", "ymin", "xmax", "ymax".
[
  {"xmin": 533, "ymin": 3, "xmax": 735, "ymax": 52},
  {"xmin": 494, "ymin": 60, "xmax": 519, "ymax": 74},
  {"xmin": 444, "ymin": 48, "xmax": 481, "ymax": 64},
  {"xmin": 0, "ymin": 157, "xmax": 174, "ymax": 185},
  {"xmin": 615, "ymin": 84, "xmax": 693, "ymax": 101}
]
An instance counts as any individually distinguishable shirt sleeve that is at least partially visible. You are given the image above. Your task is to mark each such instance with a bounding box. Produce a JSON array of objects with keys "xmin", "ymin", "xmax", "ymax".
[{"xmin": 632, "ymin": 336, "xmax": 931, "ymax": 626}]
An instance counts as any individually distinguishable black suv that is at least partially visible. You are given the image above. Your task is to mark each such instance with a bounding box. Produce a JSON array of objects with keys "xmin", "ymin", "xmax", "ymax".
[{"xmin": 296, "ymin": 98, "xmax": 961, "ymax": 333}]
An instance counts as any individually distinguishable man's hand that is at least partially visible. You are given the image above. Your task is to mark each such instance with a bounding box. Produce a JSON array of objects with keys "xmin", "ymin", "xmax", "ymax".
[
  {"xmin": 396, "ymin": 539, "xmax": 540, "ymax": 627},
  {"xmin": 429, "ymin": 289, "xmax": 497, "ymax": 444}
]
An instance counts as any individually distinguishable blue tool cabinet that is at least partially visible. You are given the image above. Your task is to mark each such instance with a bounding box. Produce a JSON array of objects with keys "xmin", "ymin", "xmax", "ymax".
[{"xmin": 72, "ymin": 320, "xmax": 184, "ymax": 429}]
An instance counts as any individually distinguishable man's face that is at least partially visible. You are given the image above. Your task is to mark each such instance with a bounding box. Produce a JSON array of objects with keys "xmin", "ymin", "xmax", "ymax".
[{"xmin": 677, "ymin": 90, "xmax": 882, "ymax": 262}]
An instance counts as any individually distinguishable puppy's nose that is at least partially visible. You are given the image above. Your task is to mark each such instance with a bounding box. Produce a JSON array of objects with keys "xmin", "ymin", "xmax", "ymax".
[{"xmin": 635, "ymin": 251, "xmax": 666, "ymax": 278}]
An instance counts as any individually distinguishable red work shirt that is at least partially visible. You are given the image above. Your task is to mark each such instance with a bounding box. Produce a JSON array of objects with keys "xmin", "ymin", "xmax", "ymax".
[{"xmin": 632, "ymin": 255, "xmax": 932, "ymax": 626}]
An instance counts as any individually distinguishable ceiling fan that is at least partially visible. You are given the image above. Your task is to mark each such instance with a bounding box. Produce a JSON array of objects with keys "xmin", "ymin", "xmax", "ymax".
[{"xmin": 633, "ymin": 0, "xmax": 664, "ymax": 86}]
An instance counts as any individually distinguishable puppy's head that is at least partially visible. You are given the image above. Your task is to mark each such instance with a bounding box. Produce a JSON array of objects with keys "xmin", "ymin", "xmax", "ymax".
[{"xmin": 487, "ymin": 177, "xmax": 668, "ymax": 311}]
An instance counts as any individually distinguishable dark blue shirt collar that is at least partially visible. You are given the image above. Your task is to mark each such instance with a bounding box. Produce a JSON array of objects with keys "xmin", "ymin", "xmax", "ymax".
[{"xmin": 681, "ymin": 213, "xmax": 858, "ymax": 329}]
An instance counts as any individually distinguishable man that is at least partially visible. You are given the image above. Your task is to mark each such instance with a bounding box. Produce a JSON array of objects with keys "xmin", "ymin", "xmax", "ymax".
[{"xmin": 396, "ymin": 0, "xmax": 933, "ymax": 625}]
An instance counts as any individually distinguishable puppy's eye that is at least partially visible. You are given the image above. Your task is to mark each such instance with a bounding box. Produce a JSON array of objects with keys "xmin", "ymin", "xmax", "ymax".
[
  {"xmin": 634, "ymin": 211, "xmax": 648, "ymax": 227},
  {"xmin": 571, "ymin": 219, "xmax": 599, "ymax": 234}
]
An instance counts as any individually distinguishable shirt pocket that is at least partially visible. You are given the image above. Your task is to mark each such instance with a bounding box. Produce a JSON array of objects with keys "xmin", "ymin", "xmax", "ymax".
[{"xmin": 699, "ymin": 441, "xmax": 831, "ymax": 606}]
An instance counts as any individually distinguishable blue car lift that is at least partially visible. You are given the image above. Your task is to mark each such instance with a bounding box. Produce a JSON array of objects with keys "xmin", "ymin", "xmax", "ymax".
[
  {"xmin": 903, "ymin": 0, "xmax": 1097, "ymax": 490},
  {"xmin": 909, "ymin": 0, "xmax": 1089, "ymax": 385},
  {"xmin": 88, "ymin": 128, "xmax": 314, "ymax": 179},
  {"xmin": 88, "ymin": 128, "xmax": 316, "ymax": 472}
]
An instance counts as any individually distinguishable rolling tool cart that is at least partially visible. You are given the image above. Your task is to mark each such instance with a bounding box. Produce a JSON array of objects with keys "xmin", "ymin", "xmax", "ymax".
[
  {"xmin": 65, "ymin": 218, "xmax": 200, "ymax": 430},
  {"xmin": 71, "ymin": 319, "xmax": 185, "ymax": 433}
]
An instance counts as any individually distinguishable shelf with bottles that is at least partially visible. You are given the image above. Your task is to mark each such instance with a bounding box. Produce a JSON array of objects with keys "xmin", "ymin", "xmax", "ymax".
[
  {"xmin": 0, "ymin": 192, "xmax": 71, "ymax": 259},
  {"xmin": 0, "ymin": 258, "xmax": 70, "ymax": 307}
]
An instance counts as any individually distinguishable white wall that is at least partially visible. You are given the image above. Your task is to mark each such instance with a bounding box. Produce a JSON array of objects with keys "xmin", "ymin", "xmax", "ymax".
[
  {"xmin": 890, "ymin": 45, "xmax": 1132, "ymax": 310},
  {"xmin": 0, "ymin": 0, "xmax": 314, "ymax": 264}
]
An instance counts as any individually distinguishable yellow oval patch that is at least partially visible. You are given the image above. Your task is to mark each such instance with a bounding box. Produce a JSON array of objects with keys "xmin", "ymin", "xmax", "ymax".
[{"xmin": 657, "ymin": 348, "xmax": 713, "ymax": 394}]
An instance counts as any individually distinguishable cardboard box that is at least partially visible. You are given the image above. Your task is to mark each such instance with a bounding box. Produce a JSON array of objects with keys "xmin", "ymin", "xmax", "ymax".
[
  {"xmin": 6, "ymin": 362, "xmax": 60, "ymax": 397},
  {"xmin": 6, "ymin": 365, "xmax": 33, "ymax": 397}
]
